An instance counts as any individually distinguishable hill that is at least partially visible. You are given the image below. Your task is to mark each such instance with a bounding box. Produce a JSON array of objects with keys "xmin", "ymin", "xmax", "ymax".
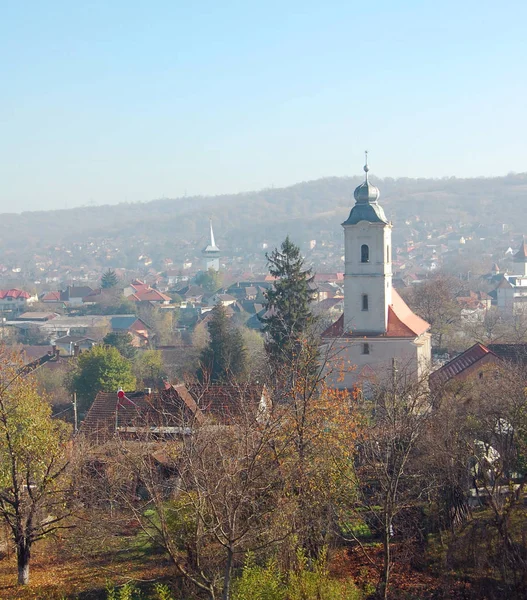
[{"xmin": 2, "ymin": 173, "xmax": 527, "ymax": 269}]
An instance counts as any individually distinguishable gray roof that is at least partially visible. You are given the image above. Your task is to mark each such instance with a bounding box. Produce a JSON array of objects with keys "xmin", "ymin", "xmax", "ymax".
[
  {"xmin": 342, "ymin": 201, "xmax": 388, "ymax": 226},
  {"xmin": 55, "ymin": 335, "xmax": 96, "ymax": 344},
  {"xmin": 343, "ymin": 159, "xmax": 388, "ymax": 226},
  {"xmin": 110, "ymin": 315, "xmax": 140, "ymax": 330}
]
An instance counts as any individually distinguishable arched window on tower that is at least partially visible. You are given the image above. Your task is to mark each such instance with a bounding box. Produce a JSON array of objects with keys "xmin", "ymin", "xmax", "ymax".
[
  {"xmin": 362, "ymin": 294, "xmax": 369, "ymax": 311},
  {"xmin": 387, "ymin": 245, "xmax": 390, "ymax": 263},
  {"xmin": 361, "ymin": 244, "xmax": 369, "ymax": 263}
]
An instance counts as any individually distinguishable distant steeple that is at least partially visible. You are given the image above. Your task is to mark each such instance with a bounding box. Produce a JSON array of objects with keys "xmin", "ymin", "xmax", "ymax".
[
  {"xmin": 202, "ymin": 218, "xmax": 220, "ymax": 272},
  {"xmin": 209, "ymin": 219, "xmax": 216, "ymax": 249}
]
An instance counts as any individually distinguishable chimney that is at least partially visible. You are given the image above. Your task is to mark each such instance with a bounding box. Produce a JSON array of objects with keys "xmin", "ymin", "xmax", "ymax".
[{"xmin": 73, "ymin": 344, "xmax": 80, "ymax": 357}]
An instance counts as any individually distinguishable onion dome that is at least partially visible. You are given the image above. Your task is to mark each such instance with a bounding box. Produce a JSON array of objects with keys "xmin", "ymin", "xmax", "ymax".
[{"xmin": 343, "ymin": 152, "xmax": 388, "ymax": 226}]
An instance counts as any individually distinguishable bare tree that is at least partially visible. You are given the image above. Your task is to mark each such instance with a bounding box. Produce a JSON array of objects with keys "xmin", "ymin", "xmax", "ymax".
[
  {"xmin": 78, "ymin": 386, "xmax": 291, "ymax": 600},
  {"xmin": 343, "ymin": 362, "xmax": 435, "ymax": 600}
]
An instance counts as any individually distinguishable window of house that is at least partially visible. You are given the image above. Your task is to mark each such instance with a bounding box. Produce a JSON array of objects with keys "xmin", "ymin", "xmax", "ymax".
[
  {"xmin": 362, "ymin": 294, "xmax": 369, "ymax": 311},
  {"xmin": 362, "ymin": 343, "xmax": 370, "ymax": 355},
  {"xmin": 361, "ymin": 244, "xmax": 369, "ymax": 263}
]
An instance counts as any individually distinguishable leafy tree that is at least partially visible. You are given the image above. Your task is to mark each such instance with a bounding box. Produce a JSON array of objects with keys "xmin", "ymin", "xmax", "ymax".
[
  {"xmin": 134, "ymin": 349, "xmax": 166, "ymax": 387},
  {"xmin": 103, "ymin": 331, "xmax": 137, "ymax": 360},
  {"xmin": 195, "ymin": 268, "xmax": 223, "ymax": 293},
  {"xmin": 69, "ymin": 345, "xmax": 135, "ymax": 415},
  {"xmin": 198, "ymin": 304, "xmax": 247, "ymax": 382},
  {"xmin": 101, "ymin": 269, "xmax": 119, "ymax": 289},
  {"xmin": 0, "ymin": 347, "xmax": 72, "ymax": 585},
  {"xmin": 403, "ymin": 274, "xmax": 462, "ymax": 350},
  {"xmin": 261, "ymin": 236, "xmax": 317, "ymax": 371}
]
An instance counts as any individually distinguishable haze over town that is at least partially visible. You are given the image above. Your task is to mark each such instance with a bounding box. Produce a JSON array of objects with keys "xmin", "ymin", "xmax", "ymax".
[{"xmin": 1, "ymin": 2, "xmax": 527, "ymax": 600}]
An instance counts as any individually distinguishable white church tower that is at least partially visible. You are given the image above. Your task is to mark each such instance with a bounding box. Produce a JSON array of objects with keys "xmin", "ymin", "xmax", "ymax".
[
  {"xmin": 202, "ymin": 219, "xmax": 220, "ymax": 272},
  {"xmin": 343, "ymin": 152, "xmax": 392, "ymax": 334},
  {"xmin": 323, "ymin": 153, "xmax": 431, "ymax": 389}
]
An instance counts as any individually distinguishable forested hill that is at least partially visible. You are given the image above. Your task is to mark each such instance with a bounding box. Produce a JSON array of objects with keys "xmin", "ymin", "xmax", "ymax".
[{"xmin": 2, "ymin": 173, "xmax": 527, "ymax": 263}]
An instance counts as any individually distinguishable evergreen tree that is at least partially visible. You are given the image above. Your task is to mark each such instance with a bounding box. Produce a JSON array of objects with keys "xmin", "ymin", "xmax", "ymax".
[
  {"xmin": 198, "ymin": 304, "xmax": 247, "ymax": 382},
  {"xmin": 261, "ymin": 236, "xmax": 318, "ymax": 369},
  {"xmin": 101, "ymin": 269, "xmax": 119, "ymax": 289},
  {"xmin": 103, "ymin": 331, "xmax": 137, "ymax": 360}
]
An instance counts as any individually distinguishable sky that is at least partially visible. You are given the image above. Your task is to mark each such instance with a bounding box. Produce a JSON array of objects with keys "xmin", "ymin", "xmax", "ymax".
[{"xmin": 1, "ymin": 0, "xmax": 526, "ymax": 212}]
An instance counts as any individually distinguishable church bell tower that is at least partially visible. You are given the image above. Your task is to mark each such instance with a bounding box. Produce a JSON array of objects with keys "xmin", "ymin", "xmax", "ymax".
[{"xmin": 342, "ymin": 153, "xmax": 392, "ymax": 334}]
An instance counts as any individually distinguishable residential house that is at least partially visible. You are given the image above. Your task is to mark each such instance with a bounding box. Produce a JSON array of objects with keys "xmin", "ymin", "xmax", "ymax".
[
  {"xmin": 60, "ymin": 286, "xmax": 94, "ymax": 306},
  {"xmin": 110, "ymin": 315, "xmax": 152, "ymax": 347},
  {"xmin": 0, "ymin": 289, "xmax": 37, "ymax": 311},
  {"xmin": 207, "ymin": 293, "xmax": 237, "ymax": 307},
  {"xmin": 55, "ymin": 335, "xmax": 98, "ymax": 356},
  {"xmin": 79, "ymin": 382, "xmax": 270, "ymax": 442},
  {"xmin": 429, "ymin": 342, "xmax": 527, "ymax": 389},
  {"xmin": 125, "ymin": 280, "xmax": 171, "ymax": 305}
]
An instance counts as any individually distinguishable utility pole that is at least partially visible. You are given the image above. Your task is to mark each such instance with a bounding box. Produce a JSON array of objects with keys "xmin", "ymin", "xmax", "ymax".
[{"xmin": 72, "ymin": 392, "xmax": 78, "ymax": 434}]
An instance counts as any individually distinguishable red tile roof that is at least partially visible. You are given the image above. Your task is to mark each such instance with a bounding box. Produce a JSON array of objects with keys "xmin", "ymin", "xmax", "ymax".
[
  {"xmin": 0, "ymin": 289, "xmax": 31, "ymax": 300},
  {"xmin": 128, "ymin": 288, "xmax": 171, "ymax": 302},
  {"xmin": 188, "ymin": 384, "xmax": 268, "ymax": 422},
  {"xmin": 321, "ymin": 290, "xmax": 429, "ymax": 338},
  {"xmin": 429, "ymin": 343, "xmax": 496, "ymax": 386},
  {"xmin": 41, "ymin": 291, "xmax": 61, "ymax": 302},
  {"xmin": 80, "ymin": 385, "xmax": 203, "ymax": 440},
  {"xmin": 80, "ymin": 383, "xmax": 268, "ymax": 440}
]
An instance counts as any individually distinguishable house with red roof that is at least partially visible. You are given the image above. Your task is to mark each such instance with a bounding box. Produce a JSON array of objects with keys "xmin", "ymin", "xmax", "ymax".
[
  {"xmin": 125, "ymin": 280, "xmax": 171, "ymax": 305},
  {"xmin": 322, "ymin": 158, "xmax": 431, "ymax": 390},
  {"xmin": 0, "ymin": 289, "xmax": 37, "ymax": 311}
]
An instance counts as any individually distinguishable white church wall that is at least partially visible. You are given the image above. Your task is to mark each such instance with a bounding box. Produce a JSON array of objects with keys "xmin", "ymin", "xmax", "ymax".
[{"xmin": 324, "ymin": 334, "xmax": 431, "ymax": 390}]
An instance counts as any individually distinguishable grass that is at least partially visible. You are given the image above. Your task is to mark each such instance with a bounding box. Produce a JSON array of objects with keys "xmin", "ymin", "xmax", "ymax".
[{"xmin": 0, "ymin": 532, "xmax": 172, "ymax": 600}]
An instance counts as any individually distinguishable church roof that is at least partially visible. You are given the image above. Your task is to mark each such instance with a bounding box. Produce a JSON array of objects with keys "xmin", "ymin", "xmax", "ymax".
[
  {"xmin": 342, "ymin": 154, "xmax": 388, "ymax": 226},
  {"xmin": 342, "ymin": 202, "xmax": 388, "ymax": 226},
  {"xmin": 203, "ymin": 219, "xmax": 220, "ymax": 253},
  {"xmin": 321, "ymin": 289, "xmax": 429, "ymax": 339}
]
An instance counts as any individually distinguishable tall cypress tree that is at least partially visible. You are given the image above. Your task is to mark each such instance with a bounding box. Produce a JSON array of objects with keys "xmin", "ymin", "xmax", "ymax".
[
  {"xmin": 199, "ymin": 303, "xmax": 247, "ymax": 383},
  {"xmin": 261, "ymin": 236, "xmax": 318, "ymax": 370}
]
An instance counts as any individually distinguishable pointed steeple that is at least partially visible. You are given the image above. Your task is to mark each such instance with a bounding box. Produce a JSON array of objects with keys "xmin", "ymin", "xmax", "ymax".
[
  {"xmin": 203, "ymin": 218, "xmax": 220, "ymax": 253},
  {"xmin": 209, "ymin": 219, "xmax": 216, "ymax": 249},
  {"xmin": 202, "ymin": 218, "xmax": 220, "ymax": 272}
]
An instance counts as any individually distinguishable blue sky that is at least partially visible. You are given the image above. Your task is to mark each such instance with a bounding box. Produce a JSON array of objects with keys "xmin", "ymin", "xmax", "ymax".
[{"xmin": 1, "ymin": 0, "xmax": 526, "ymax": 212}]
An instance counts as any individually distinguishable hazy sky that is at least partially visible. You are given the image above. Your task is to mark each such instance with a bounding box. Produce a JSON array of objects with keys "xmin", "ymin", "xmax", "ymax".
[{"xmin": 1, "ymin": 1, "xmax": 526, "ymax": 212}]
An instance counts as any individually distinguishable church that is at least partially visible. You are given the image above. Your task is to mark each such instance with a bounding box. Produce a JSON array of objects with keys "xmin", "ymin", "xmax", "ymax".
[{"xmin": 322, "ymin": 155, "xmax": 431, "ymax": 389}]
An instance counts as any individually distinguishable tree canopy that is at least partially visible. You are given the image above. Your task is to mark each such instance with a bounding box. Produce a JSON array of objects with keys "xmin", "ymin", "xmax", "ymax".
[
  {"xmin": 195, "ymin": 268, "xmax": 223, "ymax": 293},
  {"xmin": 101, "ymin": 269, "xmax": 119, "ymax": 289},
  {"xmin": 198, "ymin": 303, "xmax": 247, "ymax": 383},
  {"xmin": 0, "ymin": 347, "xmax": 72, "ymax": 584},
  {"xmin": 69, "ymin": 345, "xmax": 136, "ymax": 415},
  {"xmin": 103, "ymin": 331, "xmax": 137, "ymax": 360},
  {"xmin": 261, "ymin": 236, "xmax": 318, "ymax": 370}
]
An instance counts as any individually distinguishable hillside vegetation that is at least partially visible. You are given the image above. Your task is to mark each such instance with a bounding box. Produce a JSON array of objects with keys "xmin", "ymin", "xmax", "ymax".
[{"xmin": 2, "ymin": 173, "xmax": 527, "ymax": 263}]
